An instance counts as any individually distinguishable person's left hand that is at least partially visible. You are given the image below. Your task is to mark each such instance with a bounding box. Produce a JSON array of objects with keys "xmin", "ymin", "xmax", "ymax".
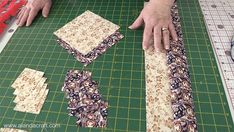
[
  {"xmin": 129, "ymin": 0, "xmax": 178, "ymax": 52},
  {"xmin": 17, "ymin": 0, "xmax": 52, "ymax": 26}
]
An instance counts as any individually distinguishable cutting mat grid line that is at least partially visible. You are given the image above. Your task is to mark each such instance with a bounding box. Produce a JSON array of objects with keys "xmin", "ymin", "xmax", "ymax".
[
  {"xmin": 198, "ymin": 0, "xmax": 234, "ymax": 125},
  {"xmin": 43, "ymin": 0, "xmax": 73, "ymax": 132},
  {"xmin": 191, "ymin": 1, "xmax": 218, "ymax": 131},
  {"xmin": 0, "ymin": 3, "xmax": 47, "ymax": 129},
  {"xmin": 180, "ymin": 0, "xmax": 233, "ymax": 131},
  {"xmin": 0, "ymin": 0, "xmax": 233, "ymax": 132}
]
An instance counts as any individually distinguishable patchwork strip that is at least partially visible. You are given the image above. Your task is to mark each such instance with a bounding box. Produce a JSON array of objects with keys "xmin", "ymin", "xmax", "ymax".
[{"xmin": 144, "ymin": 3, "xmax": 197, "ymax": 132}]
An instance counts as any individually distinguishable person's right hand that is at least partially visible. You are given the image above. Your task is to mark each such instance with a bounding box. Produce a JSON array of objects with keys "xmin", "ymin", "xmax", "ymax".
[
  {"xmin": 17, "ymin": 0, "xmax": 52, "ymax": 27},
  {"xmin": 129, "ymin": 0, "xmax": 178, "ymax": 52}
]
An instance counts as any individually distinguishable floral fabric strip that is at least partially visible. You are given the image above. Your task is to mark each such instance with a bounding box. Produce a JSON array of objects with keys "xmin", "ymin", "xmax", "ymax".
[
  {"xmin": 145, "ymin": 49, "xmax": 175, "ymax": 131},
  {"xmin": 167, "ymin": 5, "xmax": 197, "ymax": 131}
]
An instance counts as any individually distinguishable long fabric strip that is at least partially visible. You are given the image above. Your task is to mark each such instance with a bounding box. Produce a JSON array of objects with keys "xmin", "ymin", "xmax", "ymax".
[
  {"xmin": 144, "ymin": 3, "xmax": 197, "ymax": 132},
  {"xmin": 145, "ymin": 49, "xmax": 174, "ymax": 131},
  {"xmin": 168, "ymin": 4, "xmax": 197, "ymax": 131}
]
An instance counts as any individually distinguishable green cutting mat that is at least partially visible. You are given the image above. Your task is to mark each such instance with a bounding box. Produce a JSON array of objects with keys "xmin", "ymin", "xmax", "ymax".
[{"xmin": 0, "ymin": 0, "xmax": 233, "ymax": 131}]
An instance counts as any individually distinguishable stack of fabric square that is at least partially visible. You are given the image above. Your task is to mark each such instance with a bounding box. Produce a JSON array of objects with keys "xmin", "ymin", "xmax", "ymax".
[
  {"xmin": 11, "ymin": 68, "xmax": 49, "ymax": 114},
  {"xmin": 54, "ymin": 10, "xmax": 124, "ymax": 66}
]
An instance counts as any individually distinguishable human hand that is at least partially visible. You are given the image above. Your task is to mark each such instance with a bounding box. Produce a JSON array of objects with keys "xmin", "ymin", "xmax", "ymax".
[
  {"xmin": 17, "ymin": 0, "xmax": 52, "ymax": 26},
  {"xmin": 129, "ymin": 0, "xmax": 178, "ymax": 52}
]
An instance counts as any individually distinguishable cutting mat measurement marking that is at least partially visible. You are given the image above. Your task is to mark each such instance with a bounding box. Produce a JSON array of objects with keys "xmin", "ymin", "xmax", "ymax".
[
  {"xmin": 0, "ymin": 19, "xmax": 19, "ymax": 54},
  {"xmin": 198, "ymin": 0, "xmax": 234, "ymax": 122}
]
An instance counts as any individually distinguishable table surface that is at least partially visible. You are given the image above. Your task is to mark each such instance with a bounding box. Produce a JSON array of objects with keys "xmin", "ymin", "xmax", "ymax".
[{"xmin": 0, "ymin": 0, "xmax": 233, "ymax": 131}]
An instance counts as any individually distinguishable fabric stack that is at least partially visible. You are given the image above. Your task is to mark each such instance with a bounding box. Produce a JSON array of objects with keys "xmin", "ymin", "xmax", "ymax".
[
  {"xmin": 11, "ymin": 68, "xmax": 49, "ymax": 114},
  {"xmin": 54, "ymin": 10, "xmax": 124, "ymax": 66}
]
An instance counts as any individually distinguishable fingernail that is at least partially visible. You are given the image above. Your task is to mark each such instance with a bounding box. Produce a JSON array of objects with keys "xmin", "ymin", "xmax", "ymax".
[
  {"xmin": 128, "ymin": 25, "xmax": 133, "ymax": 29},
  {"xmin": 43, "ymin": 14, "xmax": 48, "ymax": 18},
  {"xmin": 155, "ymin": 49, "xmax": 160, "ymax": 53},
  {"xmin": 143, "ymin": 47, "xmax": 147, "ymax": 50}
]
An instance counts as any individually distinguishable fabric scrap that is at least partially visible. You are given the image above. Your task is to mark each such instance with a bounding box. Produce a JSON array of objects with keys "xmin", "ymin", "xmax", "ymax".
[{"xmin": 62, "ymin": 70, "xmax": 108, "ymax": 127}]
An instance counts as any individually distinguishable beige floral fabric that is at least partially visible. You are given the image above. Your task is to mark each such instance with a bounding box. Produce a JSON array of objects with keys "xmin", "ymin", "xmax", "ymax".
[
  {"xmin": 11, "ymin": 68, "xmax": 49, "ymax": 114},
  {"xmin": 54, "ymin": 10, "xmax": 120, "ymax": 55},
  {"xmin": 0, "ymin": 128, "xmax": 27, "ymax": 132},
  {"xmin": 145, "ymin": 46, "xmax": 174, "ymax": 132}
]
